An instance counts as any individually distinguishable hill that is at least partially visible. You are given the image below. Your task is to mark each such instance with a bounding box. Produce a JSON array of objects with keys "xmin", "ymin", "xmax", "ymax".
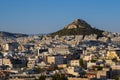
[
  {"xmin": 0, "ymin": 31, "xmax": 28, "ymax": 38},
  {"xmin": 51, "ymin": 19, "xmax": 104, "ymax": 37}
]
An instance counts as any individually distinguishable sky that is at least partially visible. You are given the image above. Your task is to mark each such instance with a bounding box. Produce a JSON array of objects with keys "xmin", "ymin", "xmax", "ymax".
[{"xmin": 0, "ymin": 0, "xmax": 120, "ymax": 34}]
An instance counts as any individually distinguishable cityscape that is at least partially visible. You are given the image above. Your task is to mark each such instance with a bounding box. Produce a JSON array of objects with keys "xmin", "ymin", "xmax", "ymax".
[{"xmin": 0, "ymin": 0, "xmax": 120, "ymax": 80}]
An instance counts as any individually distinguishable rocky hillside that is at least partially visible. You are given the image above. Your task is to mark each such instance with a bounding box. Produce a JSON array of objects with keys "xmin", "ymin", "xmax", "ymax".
[
  {"xmin": 0, "ymin": 31, "xmax": 28, "ymax": 38},
  {"xmin": 51, "ymin": 19, "xmax": 104, "ymax": 37}
]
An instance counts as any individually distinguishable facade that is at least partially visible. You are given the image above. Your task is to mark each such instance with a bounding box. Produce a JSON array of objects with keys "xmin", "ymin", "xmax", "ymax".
[
  {"xmin": 70, "ymin": 60, "xmax": 80, "ymax": 66},
  {"xmin": 106, "ymin": 50, "xmax": 120, "ymax": 59},
  {"xmin": 27, "ymin": 58, "xmax": 36, "ymax": 69},
  {"xmin": 0, "ymin": 58, "xmax": 12, "ymax": 68},
  {"xmin": 87, "ymin": 61, "xmax": 96, "ymax": 68},
  {"xmin": 66, "ymin": 66, "xmax": 81, "ymax": 76},
  {"xmin": 111, "ymin": 65, "xmax": 120, "ymax": 78},
  {"xmin": 57, "ymin": 64, "xmax": 67, "ymax": 68},
  {"xmin": 2, "ymin": 44, "xmax": 9, "ymax": 51},
  {"xmin": 47, "ymin": 55, "xmax": 64, "ymax": 65},
  {"xmin": 52, "ymin": 47, "xmax": 70, "ymax": 55}
]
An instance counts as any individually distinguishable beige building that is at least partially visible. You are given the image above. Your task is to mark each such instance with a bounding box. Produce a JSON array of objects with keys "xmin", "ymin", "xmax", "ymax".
[
  {"xmin": 84, "ymin": 34, "xmax": 97, "ymax": 41},
  {"xmin": 18, "ymin": 45, "xmax": 25, "ymax": 52},
  {"xmin": 2, "ymin": 44, "xmax": 9, "ymax": 51},
  {"xmin": 70, "ymin": 60, "xmax": 80, "ymax": 66},
  {"xmin": 57, "ymin": 64, "xmax": 67, "ymax": 68},
  {"xmin": 52, "ymin": 47, "xmax": 70, "ymax": 55},
  {"xmin": 87, "ymin": 61, "xmax": 96, "ymax": 68},
  {"xmin": 66, "ymin": 66, "xmax": 81, "ymax": 76},
  {"xmin": 98, "ymin": 37, "xmax": 109, "ymax": 43},
  {"xmin": 106, "ymin": 50, "xmax": 120, "ymax": 59},
  {"xmin": 96, "ymin": 68, "xmax": 109, "ymax": 79},
  {"xmin": 66, "ymin": 40, "xmax": 77, "ymax": 47},
  {"xmin": 47, "ymin": 55, "xmax": 64, "ymax": 65},
  {"xmin": 0, "ymin": 58, "xmax": 12, "ymax": 68},
  {"xmin": 83, "ymin": 54, "xmax": 94, "ymax": 61},
  {"xmin": 27, "ymin": 58, "xmax": 36, "ymax": 69},
  {"xmin": 37, "ymin": 61, "xmax": 47, "ymax": 68},
  {"xmin": 105, "ymin": 60, "xmax": 115, "ymax": 66},
  {"xmin": 86, "ymin": 68, "xmax": 109, "ymax": 79}
]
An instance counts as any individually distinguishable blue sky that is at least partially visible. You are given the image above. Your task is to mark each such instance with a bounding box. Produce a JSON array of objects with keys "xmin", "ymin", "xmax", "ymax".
[{"xmin": 0, "ymin": 0, "xmax": 120, "ymax": 34}]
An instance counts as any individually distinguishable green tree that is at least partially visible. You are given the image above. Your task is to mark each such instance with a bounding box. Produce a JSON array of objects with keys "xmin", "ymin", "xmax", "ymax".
[
  {"xmin": 79, "ymin": 58, "xmax": 84, "ymax": 67},
  {"xmin": 52, "ymin": 73, "xmax": 66, "ymax": 80},
  {"xmin": 38, "ymin": 75, "xmax": 45, "ymax": 80},
  {"xmin": 91, "ymin": 59, "xmax": 97, "ymax": 62},
  {"xmin": 34, "ymin": 67, "xmax": 45, "ymax": 73},
  {"xmin": 97, "ymin": 66, "xmax": 103, "ymax": 71},
  {"xmin": 113, "ymin": 75, "xmax": 119, "ymax": 80}
]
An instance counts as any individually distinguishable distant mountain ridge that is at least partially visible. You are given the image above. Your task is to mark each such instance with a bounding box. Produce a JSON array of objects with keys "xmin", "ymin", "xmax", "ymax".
[
  {"xmin": 51, "ymin": 19, "xmax": 104, "ymax": 37},
  {"xmin": 0, "ymin": 31, "xmax": 28, "ymax": 38},
  {"xmin": 0, "ymin": 19, "xmax": 104, "ymax": 38}
]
